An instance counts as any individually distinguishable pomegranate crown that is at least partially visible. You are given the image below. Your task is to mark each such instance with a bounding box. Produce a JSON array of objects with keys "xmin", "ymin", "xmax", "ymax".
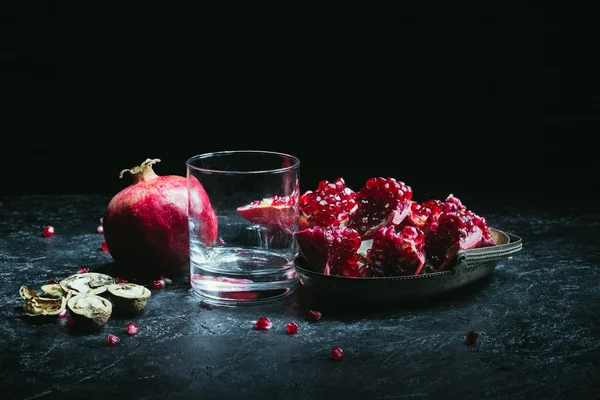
[{"xmin": 119, "ymin": 158, "xmax": 161, "ymax": 182}]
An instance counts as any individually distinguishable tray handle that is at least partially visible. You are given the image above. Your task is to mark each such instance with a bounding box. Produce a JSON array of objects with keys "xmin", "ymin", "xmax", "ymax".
[{"xmin": 452, "ymin": 231, "xmax": 523, "ymax": 276}]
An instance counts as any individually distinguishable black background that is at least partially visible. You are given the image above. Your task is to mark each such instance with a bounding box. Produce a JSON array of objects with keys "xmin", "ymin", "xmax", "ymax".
[{"xmin": 1, "ymin": 2, "xmax": 598, "ymax": 212}]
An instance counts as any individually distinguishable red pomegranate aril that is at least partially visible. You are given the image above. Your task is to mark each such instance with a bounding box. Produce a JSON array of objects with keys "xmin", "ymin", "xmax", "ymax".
[
  {"xmin": 42, "ymin": 225, "xmax": 55, "ymax": 237},
  {"xmin": 126, "ymin": 322, "xmax": 139, "ymax": 335},
  {"xmin": 57, "ymin": 309, "xmax": 67, "ymax": 318},
  {"xmin": 286, "ymin": 321, "xmax": 299, "ymax": 334},
  {"xmin": 107, "ymin": 334, "xmax": 120, "ymax": 346},
  {"xmin": 330, "ymin": 346, "xmax": 344, "ymax": 360},
  {"xmin": 77, "ymin": 267, "xmax": 89, "ymax": 274},
  {"xmin": 306, "ymin": 310, "xmax": 322, "ymax": 321},
  {"xmin": 101, "ymin": 241, "xmax": 109, "ymax": 251},
  {"xmin": 255, "ymin": 316, "xmax": 273, "ymax": 330},
  {"xmin": 150, "ymin": 279, "xmax": 165, "ymax": 289},
  {"xmin": 97, "ymin": 225, "xmax": 104, "ymax": 234},
  {"xmin": 465, "ymin": 330, "xmax": 479, "ymax": 345},
  {"xmin": 47, "ymin": 279, "xmax": 59, "ymax": 285},
  {"xmin": 159, "ymin": 276, "xmax": 173, "ymax": 285},
  {"xmin": 115, "ymin": 277, "xmax": 128, "ymax": 284}
]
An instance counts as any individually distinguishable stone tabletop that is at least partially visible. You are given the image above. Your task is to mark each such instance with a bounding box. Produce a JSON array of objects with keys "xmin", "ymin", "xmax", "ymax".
[{"xmin": 1, "ymin": 195, "xmax": 598, "ymax": 400}]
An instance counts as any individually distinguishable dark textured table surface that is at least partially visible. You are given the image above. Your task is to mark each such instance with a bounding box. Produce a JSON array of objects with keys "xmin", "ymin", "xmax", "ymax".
[{"xmin": 1, "ymin": 195, "xmax": 599, "ymax": 400}]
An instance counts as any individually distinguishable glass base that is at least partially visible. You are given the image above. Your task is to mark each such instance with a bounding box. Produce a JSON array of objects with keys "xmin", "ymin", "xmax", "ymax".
[{"xmin": 190, "ymin": 247, "xmax": 298, "ymax": 306}]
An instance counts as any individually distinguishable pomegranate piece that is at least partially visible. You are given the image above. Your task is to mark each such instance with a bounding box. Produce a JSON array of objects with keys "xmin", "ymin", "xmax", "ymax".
[
  {"xmin": 115, "ymin": 277, "xmax": 128, "ymax": 284},
  {"xmin": 294, "ymin": 226, "xmax": 363, "ymax": 276},
  {"xmin": 97, "ymin": 225, "xmax": 104, "ymax": 234},
  {"xmin": 255, "ymin": 316, "xmax": 273, "ymax": 330},
  {"xmin": 417, "ymin": 194, "xmax": 497, "ymax": 271},
  {"xmin": 330, "ymin": 346, "xmax": 344, "ymax": 360},
  {"xmin": 159, "ymin": 276, "xmax": 173, "ymax": 285},
  {"xmin": 404, "ymin": 199, "xmax": 444, "ymax": 229},
  {"xmin": 126, "ymin": 322, "xmax": 139, "ymax": 335},
  {"xmin": 77, "ymin": 267, "xmax": 89, "ymax": 274},
  {"xmin": 305, "ymin": 310, "xmax": 322, "ymax": 321},
  {"xmin": 298, "ymin": 178, "xmax": 357, "ymax": 230},
  {"xmin": 100, "ymin": 241, "xmax": 109, "ymax": 251},
  {"xmin": 362, "ymin": 225, "xmax": 426, "ymax": 277},
  {"xmin": 107, "ymin": 334, "xmax": 120, "ymax": 346},
  {"xmin": 150, "ymin": 279, "xmax": 166, "ymax": 289},
  {"xmin": 42, "ymin": 225, "xmax": 55, "ymax": 237},
  {"xmin": 237, "ymin": 195, "xmax": 297, "ymax": 232},
  {"xmin": 348, "ymin": 177, "xmax": 412, "ymax": 238},
  {"xmin": 286, "ymin": 321, "xmax": 299, "ymax": 334},
  {"xmin": 465, "ymin": 330, "xmax": 479, "ymax": 345},
  {"xmin": 57, "ymin": 309, "xmax": 68, "ymax": 318}
]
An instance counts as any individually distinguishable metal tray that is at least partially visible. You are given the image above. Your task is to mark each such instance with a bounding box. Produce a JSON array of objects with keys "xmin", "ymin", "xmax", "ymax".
[{"xmin": 293, "ymin": 228, "xmax": 522, "ymax": 307}]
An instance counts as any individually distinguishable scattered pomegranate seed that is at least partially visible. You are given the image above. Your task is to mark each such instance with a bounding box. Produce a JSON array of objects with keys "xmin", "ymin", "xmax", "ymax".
[
  {"xmin": 330, "ymin": 346, "xmax": 344, "ymax": 360},
  {"xmin": 150, "ymin": 279, "xmax": 166, "ymax": 289},
  {"xmin": 57, "ymin": 309, "xmax": 67, "ymax": 318},
  {"xmin": 47, "ymin": 279, "xmax": 58, "ymax": 285},
  {"xmin": 126, "ymin": 322, "xmax": 139, "ymax": 335},
  {"xmin": 107, "ymin": 334, "xmax": 120, "ymax": 346},
  {"xmin": 465, "ymin": 331, "xmax": 479, "ymax": 345},
  {"xmin": 305, "ymin": 310, "xmax": 322, "ymax": 321},
  {"xmin": 42, "ymin": 225, "xmax": 55, "ymax": 237},
  {"xmin": 101, "ymin": 241, "xmax": 109, "ymax": 251},
  {"xmin": 286, "ymin": 321, "xmax": 299, "ymax": 334},
  {"xmin": 255, "ymin": 316, "xmax": 273, "ymax": 330},
  {"xmin": 115, "ymin": 277, "xmax": 128, "ymax": 284},
  {"xmin": 159, "ymin": 276, "xmax": 173, "ymax": 285},
  {"xmin": 77, "ymin": 267, "xmax": 89, "ymax": 274},
  {"xmin": 97, "ymin": 225, "xmax": 104, "ymax": 234}
]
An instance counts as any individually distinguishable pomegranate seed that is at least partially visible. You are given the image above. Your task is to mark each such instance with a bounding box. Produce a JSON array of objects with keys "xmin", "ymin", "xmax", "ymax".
[
  {"xmin": 286, "ymin": 321, "xmax": 299, "ymax": 334},
  {"xmin": 107, "ymin": 334, "xmax": 120, "ymax": 346},
  {"xmin": 465, "ymin": 331, "xmax": 479, "ymax": 345},
  {"xmin": 115, "ymin": 277, "xmax": 128, "ymax": 283},
  {"xmin": 47, "ymin": 279, "xmax": 58, "ymax": 285},
  {"xmin": 159, "ymin": 276, "xmax": 173, "ymax": 285},
  {"xmin": 126, "ymin": 322, "xmax": 139, "ymax": 335},
  {"xmin": 97, "ymin": 225, "xmax": 104, "ymax": 234},
  {"xmin": 57, "ymin": 309, "xmax": 67, "ymax": 318},
  {"xmin": 255, "ymin": 316, "xmax": 272, "ymax": 330},
  {"xmin": 330, "ymin": 346, "xmax": 344, "ymax": 360},
  {"xmin": 101, "ymin": 241, "xmax": 109, "ymax": 251},
  {"xmin": 42, "ymin": 225, "xmax": 55, "ymax": 237},
  {"xmin": 150, "ymin": 279, "xmax": 165, "ymax": 289},
  {"xmin": 305, "ymin": 310, "xmax": 322, "ymax": 321},
  {"xmin": 77, "ymin": 267, "xmax": 89, "ymax": 274}
]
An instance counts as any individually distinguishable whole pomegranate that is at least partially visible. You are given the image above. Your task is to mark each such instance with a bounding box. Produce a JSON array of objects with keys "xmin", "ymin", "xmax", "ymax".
[{"xmin": 103, "ymin": 158, "xmax": 218, "ymax": 278}]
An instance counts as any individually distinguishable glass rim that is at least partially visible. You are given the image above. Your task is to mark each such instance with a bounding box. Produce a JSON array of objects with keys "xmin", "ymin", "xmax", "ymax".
[{"xmin": 186, "ymin": 150, "xmax": 300, "ymax": 175}]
